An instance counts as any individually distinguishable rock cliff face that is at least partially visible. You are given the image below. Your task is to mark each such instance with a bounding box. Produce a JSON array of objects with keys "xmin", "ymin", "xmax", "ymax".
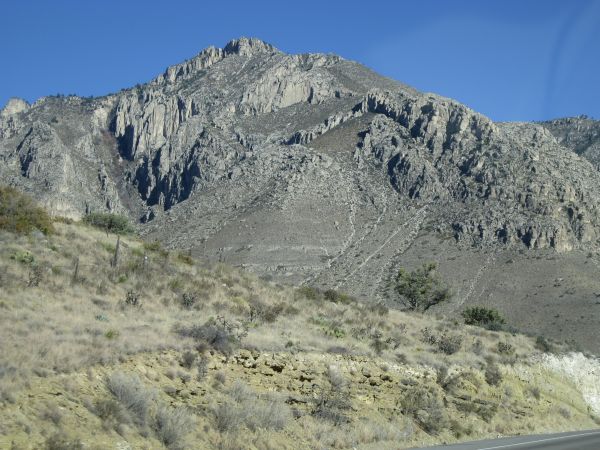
[{"xmin": 1, "ymin": 37, "xmax": 600, "ymax": 303}]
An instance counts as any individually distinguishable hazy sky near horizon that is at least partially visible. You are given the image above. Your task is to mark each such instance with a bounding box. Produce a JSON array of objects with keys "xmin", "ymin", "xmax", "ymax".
[{"xmin": 1, "ymin": 0, "xmax": 598, "ymax": 122}]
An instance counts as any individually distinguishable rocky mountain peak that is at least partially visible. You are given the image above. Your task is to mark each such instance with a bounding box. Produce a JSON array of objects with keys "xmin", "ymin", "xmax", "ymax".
[
  {"xmin": 223, "ymin": 36, "xmax": 279, "ymax": 56},
  {"xmin": 153, "ymin": 37, "xmax": 279, "ymax": 85},
  {"xmin": 2, "ymin": 39, "xmax": 600, "ymax": 309}
]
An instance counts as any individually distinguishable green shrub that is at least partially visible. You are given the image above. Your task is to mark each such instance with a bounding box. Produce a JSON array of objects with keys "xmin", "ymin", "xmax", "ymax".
[
  {"xmin": 297, "ymin": 286, "xmax": 320, "ymax": 301},
  {"xmin": 323, "ymin": 289, "xmax": 354, "ymax": 304},
  {"xmin": 82, "ymin": 212, "xmax": 133, "ymax": 234},
  {"xmin": 462, "ymin": 307, "xmax": 506, "ymax": 330},
  {"xmin": 393, "ymin": 262, "xmax": 450, "ymax": 311},
  {"xmin": 180, "ymin": 292, "xmax": 198, "ymax": 310},
  {"xmin": 10, "ymin": 250, "xmax": 35, "ymax": 265},
  {"xmin": 0, "ymin": 186, "xmax": 54, "ymax": 234}
]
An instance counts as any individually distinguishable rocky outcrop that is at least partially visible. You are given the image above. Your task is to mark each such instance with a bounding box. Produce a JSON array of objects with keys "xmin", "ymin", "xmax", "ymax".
[
  {"xmin": 0, "ymin": 98, "xmax": 30, "ymax": 139},
  {"xmin": 541, "ymin": 116, "xmax": 600, "ymax": 170},
  {"xmin": 112, "ymin": 90, "xmax": 197, "ymax": 159},
  {"xmin": 238, "ymin": 54, "xmax": 352, "ymax": 115},
  {"xmin": 1, "ymin": 97, "xmax": 30, "ymax": 117},
  {"xmin": 348, "ymin": 92, "xmax": 600, "ymax": 250}
]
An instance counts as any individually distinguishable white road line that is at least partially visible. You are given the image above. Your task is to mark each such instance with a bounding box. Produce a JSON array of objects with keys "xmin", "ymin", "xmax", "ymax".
[{"xmin": 474, "ymin": 430, "xmax": 600, "ymax": 449}]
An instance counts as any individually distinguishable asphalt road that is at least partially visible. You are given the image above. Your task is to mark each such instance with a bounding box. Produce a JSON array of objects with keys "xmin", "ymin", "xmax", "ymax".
[{"xmin": 414, "ymin": 429, "xmax": 600, "ymax": 450}]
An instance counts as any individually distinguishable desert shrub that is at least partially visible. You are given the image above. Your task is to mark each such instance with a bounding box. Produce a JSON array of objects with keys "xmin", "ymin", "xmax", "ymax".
[
  {"xmin": 311, "ymin": 315, "xmax": 346, "ymax": 338},
  {"xmin": 176, "ymin": 252, "xmax": 194, "ymax": 265},
  {"xmin": 180, "ymin": 351, "xmax": 196, "ymax": 369},
  {"xmin": 421, "ymin": 328, "xmax": 462, "ymax": 354},
  {"xmin": 462, "ymin": 307, "xmax": 506, "ymax": 330},
  {"xmin": 297, "ymin": 286, "xmax": 320, "ymax": 301},
  {"xmin": 558, "ymin": 406, "xmax": 571, "ymax": 419},
  {"xmin": 82, "ymin": 212, "xmax": 133, "ymax": 235},
  {"xmin": 393, "ymin": 262, "xmax": 450, "ymax": 311},
  {"xmin": 213, "ymin": 382, "xmax": 291, "ymax": 432},
  {"xmin": 313, "ymin": 386, "xmax": 352, "ymax": 425},
  {"xmin": 123, "ymin": 291, "xmax": 142, "ymax": 308},
  {"xmin": 27, "ymin": 265, "xmax": 44, "ymax": 287},
  {"xmin": 484, "ymin": 364, "xmax": 503, "ymax": 386},
  {"xmin": 372, "ymin": 300, "xmax": 390, "ymax": 316},
  {"xmin": 420, "ymin": 328, "xmax": 438, "ymax": 345},
  {"xmin": 436, "ymin": 365, "xmax": 449, "ymax": 387},
  {"xmin": 370, "ymin": 335, "xmax": 389, "ymax": 355},
  {"xmin": 535, "ymin": 335, "xmax": 555, "ymax": 353},
  {"xmin": 104, "ymin": 329, "xmax": 120, "ymax": 340},
  {"xmin": 175, "ymin": 317, "xmax": 246, "ymax": 354},
  {"xmin": 53, "ymin": 215, "xmax": 74, "ymax": 224},
  {"xmin": 144, "ymin": 240, "xmax": 169, "ymax": 258},
  {"xmin": 213, "ymin": 402, "xmax": 245, "ymax": 432},
  {"xmin": 437, "ymin": 333, "xmax": 463, "ymax": 355},
  {"xmin": 402, "ymin": 386, "xmax": 448, "ymax": 434},
  {"xmin": 497, "ymin": 341, "xmax": 514, "ymax": 355},
  {"xmin": 180, "ymin": 292, "xmax": 198, "ymax": 309},
  {"xmin": 529, "ymin": 386, "xmax": 541, "ymax": 400},
  {"xmin": 94, "ymin": 397, "xmax": 124, "ymax": 420},
  {"xmin": 106, "ymin": 372, "xmax": 155, "ymax": 426},
  {"xmin": 10, "ymin": 250, "xmax": 35, "ymax": 265},
  {"xmin": 449, "ymin": 418, "xmax": 473, "ymax": 439},
  {"xmin": 143, "ymin": 240, "xmax": 161, "ymax": 252},
  {"xmin": 214, "ymin": 371, "xmax": 227, "ymax": 385},
  {"xmin": 155, "ymin": 406, "xmax": 194, "ymax": 449},
  {"xmin": 0, "ymin": 186, "xmax": 54, "ymax": 235},
  {"xmin": 327, "ymin": 345, "xmax": 350, "ymax": 355},
  {"xmin": 196, "ymin": 357, "xmax": 208, "ymax": 380},
  {"xmin": 247, "ymin": 395, "xmax": 291, "ymax": 431},
  {"xmin": 44, "ymin": 432, "xmax": 83, "ymax": 450},
  {"xmin": 455, "ymin": 395, "xmax": 498, "ymax": 422},
  {"xmin": 323, "ymin": 289, "xmax": 354, "ymax": 304},
  {"xmin": 248, "ymin": 296, "xmax": 284, "ymax": 323},
  {"xmin": 41, "ymin": 404, "xmax": 63, "ymax": 425}
]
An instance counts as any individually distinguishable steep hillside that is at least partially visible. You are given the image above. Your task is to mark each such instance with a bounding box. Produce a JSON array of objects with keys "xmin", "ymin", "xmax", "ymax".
[
  {"xmin": 1, "ymin": 38, "xmax": 600, "ymax": 351},
  {"xmin": 0, "ymin": 203, "xmax": 598, "ymax": 449}
]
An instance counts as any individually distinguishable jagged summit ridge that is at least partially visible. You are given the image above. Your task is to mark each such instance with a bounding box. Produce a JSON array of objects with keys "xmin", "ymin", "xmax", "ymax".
[
  {"xmin": 153, "ymin": 37, "xmax": 280, "ymax": 85},
  {"xmin": 223, "ymin": 37, "xmax": 278, "ymax": 56}
]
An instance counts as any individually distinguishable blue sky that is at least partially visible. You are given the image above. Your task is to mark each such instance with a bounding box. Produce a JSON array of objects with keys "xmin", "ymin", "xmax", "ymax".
[{"xmin": 1, "ymin": 0, "xmax": 598, "ymax": 122}]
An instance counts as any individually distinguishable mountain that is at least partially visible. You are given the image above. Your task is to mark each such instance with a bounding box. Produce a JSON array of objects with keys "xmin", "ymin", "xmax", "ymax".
[{"xmin": 1, "ymin": 37, "xmax": 600, "ymax": 350}]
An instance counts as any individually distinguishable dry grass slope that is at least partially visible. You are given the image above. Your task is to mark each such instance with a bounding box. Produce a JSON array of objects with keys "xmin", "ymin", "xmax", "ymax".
[{"xmin": 0, "ymin": 194, "xmax": 598, "ymax": 449}]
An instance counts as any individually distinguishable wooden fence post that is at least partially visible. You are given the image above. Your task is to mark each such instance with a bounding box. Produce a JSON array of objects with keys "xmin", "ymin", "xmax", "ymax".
[
  {"xmin": 111, "ymin": 235, "xmax": 120, "ymax": 268},
  {"xmin": 71, "ymin": 257, "xmax": 79, "ymax": 285}
]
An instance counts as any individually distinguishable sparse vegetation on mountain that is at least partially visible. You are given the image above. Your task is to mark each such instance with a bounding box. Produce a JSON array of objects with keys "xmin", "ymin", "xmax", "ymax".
[
  {"xmin": 82, "ymin": 212, "xmax": 133, "ymax": 235},
  {"xmin": 0, "ymin": 175, "xmax": 598, "ymax": 446},
  {"xmin": 0, "ymin": 186, "xmax": 53, "ymax": 235},
  {"xmin": 394, "ymin": 262, "xmax": 451, "ymax": 311},
  {"xmin": 462, "ymin": 307, "xmax": 506, "ymax": 330}
]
